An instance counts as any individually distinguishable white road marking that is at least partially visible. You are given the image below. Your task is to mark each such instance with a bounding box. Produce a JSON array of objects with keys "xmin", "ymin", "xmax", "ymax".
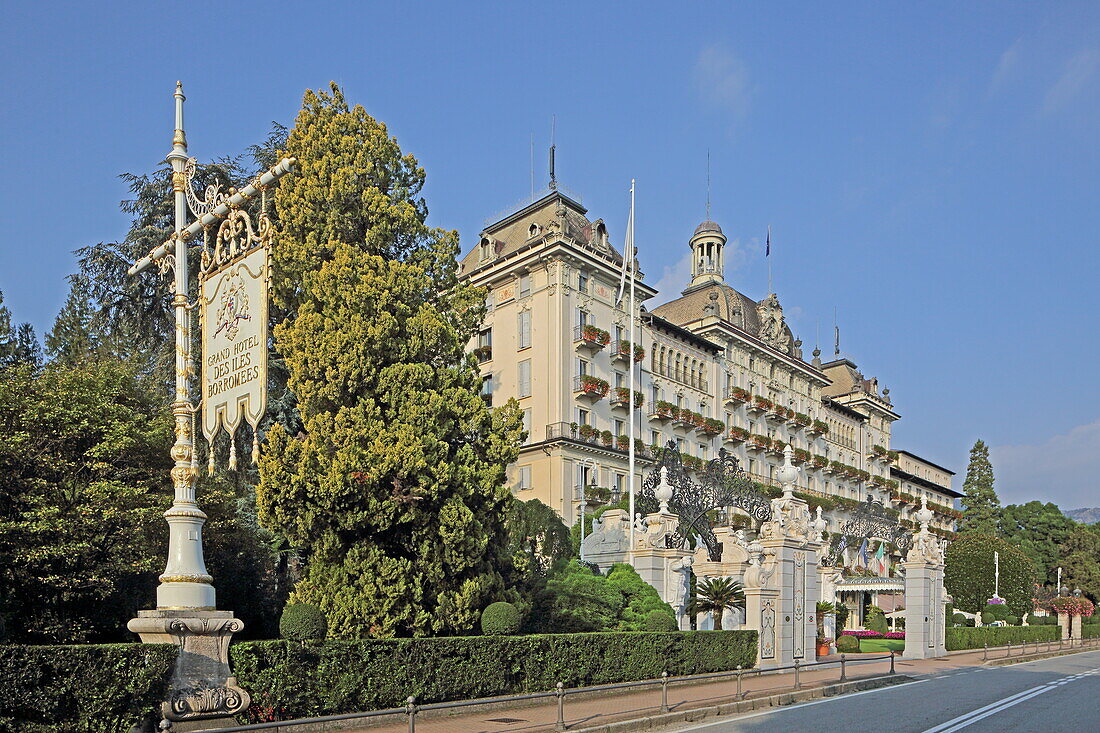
[
  {"xmin": 919, "ymin": 666, "xmax": 1100, "ymax": 733},
  {"xmin": 672, "ymin": 679, "xmax": 928, "ymax": 731}
]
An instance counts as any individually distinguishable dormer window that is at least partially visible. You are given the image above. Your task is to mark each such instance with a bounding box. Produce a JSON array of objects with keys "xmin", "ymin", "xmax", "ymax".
[
  {"xmin": 528, "ymin": 223, "xmax": 541, "ymax": 238},
  {"xmin": 479, "ymin": 237, "xmax": 490, "ymax": 261}
]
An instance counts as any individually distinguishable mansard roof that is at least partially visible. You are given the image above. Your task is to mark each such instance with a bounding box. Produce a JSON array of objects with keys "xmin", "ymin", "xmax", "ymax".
[{"xmin": 651, "ymin": 283, "xmax": 799, "ymax": 358}]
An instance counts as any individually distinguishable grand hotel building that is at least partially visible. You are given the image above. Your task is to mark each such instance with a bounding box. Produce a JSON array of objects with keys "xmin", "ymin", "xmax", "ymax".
[{"xmin": 458, "ymin": 187, "xmax": 961, "ymax": 569}]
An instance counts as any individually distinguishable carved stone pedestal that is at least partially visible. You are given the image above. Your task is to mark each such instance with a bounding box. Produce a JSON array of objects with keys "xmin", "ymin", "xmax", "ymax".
[{"xmin": 128, "ymin": 610, "xmax": 250, "ymax": 727}]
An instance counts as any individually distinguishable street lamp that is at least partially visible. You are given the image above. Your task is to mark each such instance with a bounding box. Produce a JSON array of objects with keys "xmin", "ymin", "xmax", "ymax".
[{"xmin": 576, "ymin": 457, "xmax": 598, "ymax": 562}]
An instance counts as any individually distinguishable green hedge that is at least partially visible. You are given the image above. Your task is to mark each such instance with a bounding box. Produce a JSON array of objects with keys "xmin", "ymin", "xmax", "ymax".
[
  {"xmin": 231, "ymin": 631, "xmax": 757, "ymax": 720},
  {"xmin": 945, "ymin": 625, "xmax": 1059, "ymax": 651},
  {"xmin": 0, "ymin": 643, "xmax": 177, "ymax": 732},
  {"xmin": 1082, "ymin": 624, "xmax": 1100, "ymax": 638}
]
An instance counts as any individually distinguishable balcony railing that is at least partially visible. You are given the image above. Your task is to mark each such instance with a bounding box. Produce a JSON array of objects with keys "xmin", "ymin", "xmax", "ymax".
[
  {"xmin": 574, "ymin": 324, "xmax": 610, "ymax": 350},
  {"xmin": 545, "ymin": 422, "xmax": 654, "ymax": 460}
]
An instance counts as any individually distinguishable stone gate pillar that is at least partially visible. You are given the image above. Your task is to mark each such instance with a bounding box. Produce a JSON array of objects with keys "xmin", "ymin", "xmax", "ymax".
[
  {"xmin": 748, "ymin": 447, "xmax": 824, "ymax": 668},
  {"xmin": 903, "ymin": 498, "xmax": 946, "ymax": 659},
  {"xmin": 628, "ymin": 472, "xmax": 694, "ymax": 628},
  {"xmin": 694, "ymin": 526, "xmax": 752, "ymax": 629}
]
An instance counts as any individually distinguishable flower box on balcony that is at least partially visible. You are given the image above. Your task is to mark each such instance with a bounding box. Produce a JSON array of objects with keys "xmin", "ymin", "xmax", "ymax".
[
  {"xmin": 766, "ymin": 404, "xmax": 787, "ymax": 423},
  {"xmin": 610, "ymin": 387, "xmax": 645, "ymax": 409},
  {"xmin": 808, "ymin": 420, "xmax": 829, "ymax": 436},
  {"xmin": 611, "ymin": 340, "xmax": 645, "ymax": 363},
  {"xmin": 675, "ymin": 409, "xmax": 705, "ymax": 430},
  {"xmin": 725, "ymin": 427, "xmax": 750, "ymax": 444},
  {"xmin": 574, "ymin": 375, "xmax": 610, "ymax": 400},
  {"xmin": 748, "ymin": 396, "xmax": 772, "ymax": 415},
  {"xmin": 854, "ymin": 469, "xmax": 870, "ymax": 484},
  {"xmin": 886, "ymin": 450, "xmax": 899, "ymax": 464},
  {"xmin": 767, "ymin": 440, "xmax": 787, "ymax": 456},
  {"xmin": 577, "ymin": 424, "xmax": 598, "ymax": 443},
  {"xmin": 748, "ymin": 435, "xmax": 770, "ymax": 452},
  {"xmin": 584, "ymin": 485, "xmax": 612, "ymax": 504},
  {"xmin": 828, "ymin": 460, "xmax": 846, "ymax": 476},
  {"xmin": 789, "ymin": 412, "xmax": 811, "ymax": 430},
  {"xmin": 701, "ymin": 418, "xmax": 725, "ymax": 436},
  {"xmin": 473, "ymin": 345, "xmax": 492, "ymax": 363},
  {"xmin": 600, "ymin": 430, "xmax": 614, "ymax": 447},
  {"xmin": 793, "ymin": 448, "xmax": 811, "ymax": 465},
  {"xmin": 812, "ymin": 455, "xmax": 828, "ymax": 470},
  {"xmin": 574, "ymin": 324, "xmax": 611, "ymax": 350},
  {"xmin": 681, "ymin": 455, "xmax": 705, "ymax": 472},
  {"xmin": 725, "ymin": 387, "xmax": 751, "ymax": 406}
]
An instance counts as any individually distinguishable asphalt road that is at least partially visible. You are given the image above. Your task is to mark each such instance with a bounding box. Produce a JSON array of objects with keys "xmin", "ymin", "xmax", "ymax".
[{"xmin": 665, "ymin": 650, "xmax": 1100, "ymax": 733}]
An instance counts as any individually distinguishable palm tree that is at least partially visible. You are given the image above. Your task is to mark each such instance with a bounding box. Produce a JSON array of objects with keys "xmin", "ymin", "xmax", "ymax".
[
  {"xmin": 687, "ymin": 577, "xmax": 745, "ymax": 630},
  {"xmin": 816, "ymin": 601, "xmax": 836, "ymax": 641}
]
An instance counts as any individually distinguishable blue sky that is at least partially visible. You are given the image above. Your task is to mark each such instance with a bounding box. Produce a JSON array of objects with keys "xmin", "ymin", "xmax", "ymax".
[{"xmin": 1, "ymin": 2, "xmax": 1098, "ymax": 507}]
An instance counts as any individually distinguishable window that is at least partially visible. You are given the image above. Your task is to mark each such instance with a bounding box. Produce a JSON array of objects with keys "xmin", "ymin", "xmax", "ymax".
[
  {"xmin": 485, "ymin": 293, "xmax": 495, "ymax": 312},
  {"xmin": 676, "ymin": 437, "xmax": 685, "ymax": 452},
  {"xmin": 480, "ymin": 375, "xmax": 493, "ymax": 406},
  {"xmin": 578, "ymin": 272, "xmax": 589, "ymax": 293},
  {"xmin": 749, "ymin": 356, "xmax": 755, "ymax": 372},
  {"xmin": 517, "ymin": 311, "xmax": 532, "ymax": 349},
  {"xmin": 651, "ymin": 430, "xmax": 661, "ymax": 446},
  {"xmin": 699, "ymin": 444, "xmax": 708, "ymax": 460},
  {"xmin": 614, "ymin": 419, "xmax": 625, "ymax": 436},
  {"xmin": 577, "ymin": 358, "xmax": 588, "ymax": 376},
  {"xmin": 519, "ymin": 274, "xmax": 531, "ymax": 298},
  {"xmin": 528, "ymin": 223, "xmax": 540, "ymax": 238},
  {"xmin": 478, "ymin": 328, "xmax": 492, "ymax": 349},
  {"xmin": 615, "ymin": 473, "xmax": 624, "ymax": 497},
  {"xmin": 518, "ymin": 465, "xmax": 532, "ymax": 491},
  {"xmin": 522, "ymin": 408, "xmax": 532, "ymax": 439},
  {"xmin": 615, "ymin": 325, "xmax": 624, "ymax": 341},
  {"xmin": 518, "ymin": 360, "xmax": 531, "ymax": 398},
  {"xmin": 615, "ymin": 371, "xmax": 624, "ymax": 388},
  {"xmin": 577, "ymin": 309, "xmax": 589, "ymax": 327},
  {"xmin": 650, "ymin": 385, "xmax": 659, "ymax": 404},
  {"xmin": 479, "ymin": 238, "xmax": 490, "ymax": 261},
  {"xmin": 578, "ymin": 408, "xmax": 590, "ymax": 425}
]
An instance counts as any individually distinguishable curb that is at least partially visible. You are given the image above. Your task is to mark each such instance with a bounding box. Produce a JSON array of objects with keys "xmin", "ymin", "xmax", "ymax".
[
  {"xmin": 984, "ymin": 646, "xmax": 1100, "ymax": 668},
  {"xmin": 571, "ymin": 674, "xmax": 913, "ymax": 733}
]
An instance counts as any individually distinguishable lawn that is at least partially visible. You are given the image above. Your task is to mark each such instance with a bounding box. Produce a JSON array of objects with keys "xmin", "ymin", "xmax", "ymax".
[{"xmin": 858, "ymin": 638, "xmax": 905, "ymax": 653}]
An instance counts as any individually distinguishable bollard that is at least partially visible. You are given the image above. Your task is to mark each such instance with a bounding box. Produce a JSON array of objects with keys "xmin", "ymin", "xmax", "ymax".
[
  {"xmin": 890, "ymin": 650, "xmax": 896, "ymax": 674},
  {"xmin": 839, "ymin": 654, "xmax": 847, "ymax": 682},
  {"xmin": 983, "ymin": 643, "xmax": 988, "ymax": 661},
  {"xmin": 405, "ymin": 695, "xmax": 417, "ymax": 733},
  {"xmin": 736, "ymin": 665, "xmax": 744, "ymax": 700},
  {"xmin": 660, "ymin": 671, "xmax": 669, "ymax": 713},
  {"xmin": 794, "ymin": 659, "xmax": 801, "ymax": 690},
  {"xmin": 555, "ymin": 682, "xmax": 565, "ymax": 731}
]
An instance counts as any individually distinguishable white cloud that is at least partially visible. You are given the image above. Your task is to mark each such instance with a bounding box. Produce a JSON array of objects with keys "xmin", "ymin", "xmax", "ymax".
[
  {"xmin": 694, "ymin": 44, "xmax": 752, "ymax": 120},
  {"xmin": 990, "ymin": 420, "xmax": 1100, "ymax": 510},
  {"xmin": 1042, "ymin": 48, "xmax": 1100, "ymax": 114},
  {"xmin": 988, "ymin": 38, "xmax": 1023, "ymax": 96}
]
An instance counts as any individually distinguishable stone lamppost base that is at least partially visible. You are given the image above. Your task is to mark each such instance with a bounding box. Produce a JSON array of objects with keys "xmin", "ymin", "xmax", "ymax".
[{"xmin": 128, "ymin": 609, "xmax": 250, "ymax": 728}]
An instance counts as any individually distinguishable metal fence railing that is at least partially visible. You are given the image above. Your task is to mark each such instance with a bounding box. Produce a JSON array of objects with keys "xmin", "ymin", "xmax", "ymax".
[
  {"xmin": 177, "ymin": 653, "xmax": 900, "ymax": 733},
  {"xmin": 980, "ymin": 634, "xmax": 1100, "ymax": 661}
]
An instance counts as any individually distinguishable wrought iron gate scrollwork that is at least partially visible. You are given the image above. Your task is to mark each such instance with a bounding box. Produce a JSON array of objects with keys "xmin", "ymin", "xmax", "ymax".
[
  {"xmin": 638, "ymin": 442, "xmax": 773, "ymax": 561},
  {"xmin": 823, "ymin": 495, "xmax": 913, "ymax": 568}
]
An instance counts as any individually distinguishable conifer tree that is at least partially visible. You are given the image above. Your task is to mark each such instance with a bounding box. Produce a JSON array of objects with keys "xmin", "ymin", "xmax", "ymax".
[
  {"xmin": 958, "ymin": 439, "xmax": 1002, "ymax": 536},
  {"xmin": 45, "ymin": 276, "xmax": 99, "ymax": 366},
  {"xmin": 257, "ymin": 84, "xmax": 524, "ymax": 638}
]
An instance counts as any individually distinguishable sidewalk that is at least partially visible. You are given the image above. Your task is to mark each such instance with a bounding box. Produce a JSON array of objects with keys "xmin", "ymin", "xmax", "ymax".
[{"xmin": 226, "ymin": 643, "xmax": 1097, "ymax": 733}]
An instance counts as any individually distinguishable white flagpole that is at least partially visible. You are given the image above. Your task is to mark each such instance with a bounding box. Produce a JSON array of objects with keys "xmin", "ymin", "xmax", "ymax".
[{"xmin": 625, "ymin": 180, "xmax": 636, "ymax": 560}]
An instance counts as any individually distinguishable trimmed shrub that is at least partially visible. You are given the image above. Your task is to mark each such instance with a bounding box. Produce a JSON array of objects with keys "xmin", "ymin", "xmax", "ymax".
[
  {"xmin": 945, "ymin": 625, "xmax": 1058, "ymax": 651},
  {"xmin": 981, "ymin": 611, "xmax": 996, "ymax": 625},
  {"xmin": 231, "ymin": 631, "xmax": 758, "ymax": 720},
  {"xmin": 945, "ymin": 535, "xmax": 1036, "ymax": 618},
  {"xmin": 481, "ymin": 602, "xmax": 521, "ymax": 635},
  {"xmin": 0, "ymin": 643, "xmax": 177, "ymax": 732},
  {"xmin": 865, "ymin": 606, "xmax": 888, "ymax": 635},
  {"xmin": 280, "ymin": 603, "xmax": 328, "ymax": 641},
  {"xmin": 1005, "ymin": 615, "xmax": 1019, "ymax": 626},
  {"xmin": 983, "ymin": 602, "xmax": 1010, "ymax": 622},
  {"xmin": 952, "ymin": 613, "xmax": 968, "ymax": 627},
  {"xmin": 836, "ymin": 634, "xmax": 860, "ymax": 653},
  {"xmin": 643, "ymin": 611, "xmax": 679, "ymax": 632}
]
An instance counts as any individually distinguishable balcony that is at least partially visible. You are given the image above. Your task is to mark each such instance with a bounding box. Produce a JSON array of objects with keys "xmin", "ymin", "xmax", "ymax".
[
  {"xmin": 747, "ymin": 435, "xmax": 770, "ymax": 453},
  {"xmin": 724, "ymin": 387, "xmax": 751, "ymax": 407},
  {"xmin": 648, "ymin": 400, "xmax": 677, "ymax": 422},
  {"xmin": 807, "ymin": 419, "xmax": 829, "ymax": 437},
  {"xmin": 790, "ymin": 412, "xmax": 811, "ymax": 431},
  {"xmin": 574, "ymin": 324, "xmax": 611, "ymax": 351},
  {"xmin": 545, "ymin": 422, "xmax": 653, "ymax": 461},
  {"xmin": 748, "ymin": 396, "xmax": 772, "ymax": 416},
  {"xmin": 609, "ymin": 387, "xmax": 644, "ymax": 410},
  {"xmin": 573, "ymin": 375, "xmax": 610, "ymax": 400},
  {"xmin": 700, "ymin": 418, "xmax": 725, "ymax": 437},
  {"xmin": 473, "ymin": 345, "xmax": 492, "ymax": 364},
  {"xmin": 610, "ymin": 340, "xmax": 645, "ymax": 364},
  {"xmin": 765, "ymin": 405, "xmax": 788, "ymax": 424}
]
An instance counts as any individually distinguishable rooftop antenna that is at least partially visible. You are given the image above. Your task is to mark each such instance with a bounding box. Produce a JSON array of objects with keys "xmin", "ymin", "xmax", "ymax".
[
  {"xmin": 549, "ymin": 115, "xmax": 557, "ymax": 190},
  {"xmin": 834, "ymin": 306, "xmax": 841, "ymax": 356},
  {"xmin": 706, "ymin": 149, "xmax": 712, "ymax": 220}
]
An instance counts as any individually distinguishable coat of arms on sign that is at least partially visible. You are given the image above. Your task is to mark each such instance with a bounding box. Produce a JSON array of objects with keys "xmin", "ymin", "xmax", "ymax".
[{"xmin": 214, "ymin": 271, "xmax": 251, "ymax": 341}]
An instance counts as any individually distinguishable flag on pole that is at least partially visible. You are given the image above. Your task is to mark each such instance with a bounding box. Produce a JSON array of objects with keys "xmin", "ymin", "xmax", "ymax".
[
  {"xmin": 766, "ymin": 225, "xmax": 771, "ymax": 257},
  {"xmin": 616, "ymin": 193, "xmax": 634, "ymax": 306},
  {"xmin": 874, "ymin": 542, "xmax": 886, "ymax": 575},
  {"xmin": 858, "ymin": 538, "xmax": 869, "ymax": 568}
]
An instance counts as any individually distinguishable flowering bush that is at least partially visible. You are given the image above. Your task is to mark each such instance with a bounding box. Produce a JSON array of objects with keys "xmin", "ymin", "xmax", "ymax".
[
  {"xmin": 1049, "ymin": 596, "xmax": 1095, "ymax": 617},
  {"xmin": 884, "ymin": 632, "xmax": 905, "ymax": 640},
  {"xmin": 809, "ymin": 419, "xmax": 829, "ymax": 435},
  {"xmin": 841, "ymin": 630, "xmax": 883, "ymax": 638},
  {"xmin": 580, "ymin": 324, "xmax": 611, "ymax": 345},
  {"xmin": 702, "ymin": 418, "xmax": 725, "ymax": 435},
  {"xmin": 577, "ymin": 375, "xmax": 610, "ymax": 398},
  {"xmin": 727, "ymin": 427, "xmax": 750, "ymax": 442},
  {"xmin": 655, "ymin": 400, "xmax": 676, "ymax": 417},
  {"xmin": 752, "ymin": 396, "xmax": 773, "ymax": 411},
  {"xmin": 727, "ymin": 387, "xmax": 751, "ymax": 403}
]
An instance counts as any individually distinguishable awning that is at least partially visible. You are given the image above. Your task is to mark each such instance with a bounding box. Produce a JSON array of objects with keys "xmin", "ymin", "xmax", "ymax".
[{"xmin": 835, "ymin": 577, "xmax": 905, "ymax": 593}]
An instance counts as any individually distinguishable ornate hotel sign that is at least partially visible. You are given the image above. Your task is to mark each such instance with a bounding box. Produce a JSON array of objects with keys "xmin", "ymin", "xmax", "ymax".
[{"xmin": 199, "ymin": 205, "xmax": 271, "ymax": 468}]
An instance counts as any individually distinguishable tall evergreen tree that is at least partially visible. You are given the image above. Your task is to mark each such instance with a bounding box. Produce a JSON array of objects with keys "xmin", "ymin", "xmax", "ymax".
[
  {"xmin": 0, "ymin": 291, "xmax": 40, "ymax": 369},
  {"xmin": 257, "ymin": 84, "xmax": 524, "ymax": 638},
  {"xmin": 958, "ymin": 439, "xmax": 1002, "ymax": 536},
  {"xmin": 46, "ymin": 276, "xmax": 99, "ymax": 365}
]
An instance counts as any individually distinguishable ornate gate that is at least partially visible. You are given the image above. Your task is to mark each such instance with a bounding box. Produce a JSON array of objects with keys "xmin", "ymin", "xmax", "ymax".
[
  {"xmin": 637, "ymin": 442, "xmax": 773, "ymax": 561},
  {"xmin": 822, "ymin": 495, "xmax": 913, "ymax": 568}
]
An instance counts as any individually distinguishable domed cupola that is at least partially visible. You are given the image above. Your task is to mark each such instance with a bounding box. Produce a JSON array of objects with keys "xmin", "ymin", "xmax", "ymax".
[{"xmin": 689, "ymin": 219, "xmax": 727, "ymax": 287}]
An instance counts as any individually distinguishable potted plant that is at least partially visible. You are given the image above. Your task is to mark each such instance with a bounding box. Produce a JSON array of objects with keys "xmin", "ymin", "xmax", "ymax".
[{"xmin": 816, "ymin": 601, "xmax": 836, "ymax": 657}]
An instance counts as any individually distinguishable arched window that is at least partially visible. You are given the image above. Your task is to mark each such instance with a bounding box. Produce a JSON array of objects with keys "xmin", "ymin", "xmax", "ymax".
[
  {"xmin": 528, "ymin": 223, "xmax": 541, "ymax": 238},
  {"xmin": 479, "ymin": 237, "xmax": 491, "ymax": 261}
]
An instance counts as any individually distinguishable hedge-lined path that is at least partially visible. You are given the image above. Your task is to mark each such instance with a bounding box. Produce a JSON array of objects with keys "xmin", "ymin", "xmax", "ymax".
[{"xmin": 331, "ymin": 648, "xmax": 1017, "ymax": 733}]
